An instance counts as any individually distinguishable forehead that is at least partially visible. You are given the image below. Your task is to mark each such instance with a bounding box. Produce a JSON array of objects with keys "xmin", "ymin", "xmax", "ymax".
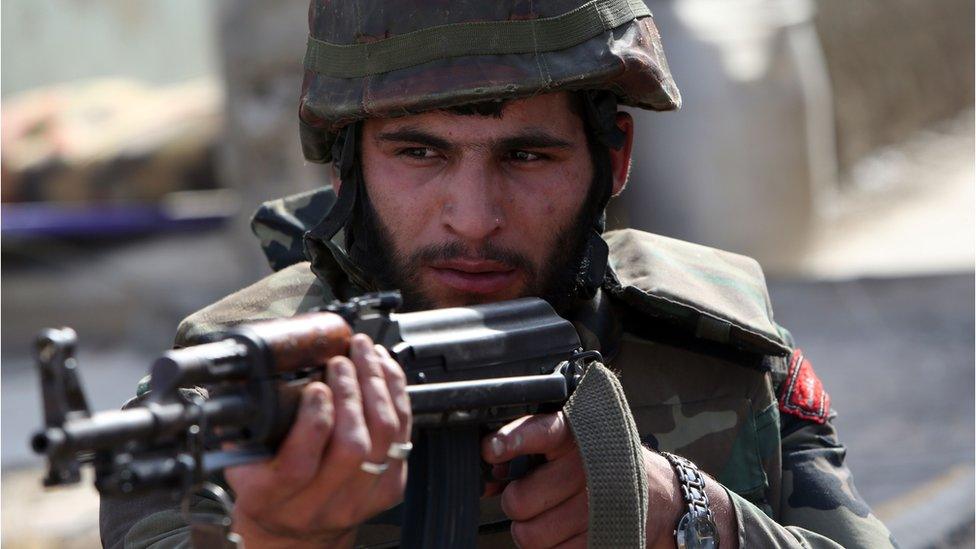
[{"xmin": 363, "ymin": 92, "xmax": 585, "ymax": 140}]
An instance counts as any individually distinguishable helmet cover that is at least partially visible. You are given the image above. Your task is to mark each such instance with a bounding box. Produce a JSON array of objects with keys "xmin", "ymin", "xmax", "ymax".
[{"xmin": 299, "ymin": 0, "xmax": 681, "ymax": 162}]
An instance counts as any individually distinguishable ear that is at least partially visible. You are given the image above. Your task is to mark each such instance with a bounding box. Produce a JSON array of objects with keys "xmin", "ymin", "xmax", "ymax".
[{"xmin": 608, "ymin": 112, "xmax": 634, "ymax": 197}]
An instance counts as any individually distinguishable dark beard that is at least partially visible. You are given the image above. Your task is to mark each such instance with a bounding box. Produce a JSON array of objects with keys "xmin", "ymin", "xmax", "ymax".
[{"xmin": 350, "ymin": 186, "xmax": 599, "ymax": 314}]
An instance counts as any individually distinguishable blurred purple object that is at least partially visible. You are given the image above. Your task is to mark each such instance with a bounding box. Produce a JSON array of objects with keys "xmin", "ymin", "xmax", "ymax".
[{"xmin": 1, "ymin": 200, "xmax": 231, "ymax": 238}]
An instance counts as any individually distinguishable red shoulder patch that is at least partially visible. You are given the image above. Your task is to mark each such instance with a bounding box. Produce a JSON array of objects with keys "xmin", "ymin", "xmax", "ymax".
[{"xmin": 778, "ymin": 350, "xmax": 830, "ymax": 424}]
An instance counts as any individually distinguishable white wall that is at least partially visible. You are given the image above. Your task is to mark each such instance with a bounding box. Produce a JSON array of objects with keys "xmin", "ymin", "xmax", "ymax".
[{"xmin": 1, "ymin": 0, "xmax": 218, "ymax": 96}]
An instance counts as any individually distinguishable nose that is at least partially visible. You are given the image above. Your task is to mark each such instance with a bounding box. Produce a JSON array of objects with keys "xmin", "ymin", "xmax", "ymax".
[{"xmin": 440, "ymin": 163, "xmax": 505, "ymax": 242}]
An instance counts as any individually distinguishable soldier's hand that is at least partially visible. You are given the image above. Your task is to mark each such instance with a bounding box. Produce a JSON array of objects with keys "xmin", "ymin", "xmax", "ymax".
[
  {"xmin": 225, "ymin": 334, "xmax": 411, "ymax": 548},
  {"xmin": 482, "ymin": 412, "xmax": 589, "ymax": 548},
  {"xmin": 484, "ymin": 412, "xmax": 737, "ymax": 549}
]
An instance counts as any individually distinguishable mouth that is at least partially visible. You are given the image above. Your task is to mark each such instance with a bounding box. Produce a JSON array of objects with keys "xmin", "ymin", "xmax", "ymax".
[{"xmin": 426, "ymin": 259, "xmax": 520, "ymax": 295}]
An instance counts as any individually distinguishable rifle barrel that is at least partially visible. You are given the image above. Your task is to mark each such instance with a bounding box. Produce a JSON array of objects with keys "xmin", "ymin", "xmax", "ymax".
[{"xmin": 31, "ymin": 395, "xmax": 254, "ymax": 457}]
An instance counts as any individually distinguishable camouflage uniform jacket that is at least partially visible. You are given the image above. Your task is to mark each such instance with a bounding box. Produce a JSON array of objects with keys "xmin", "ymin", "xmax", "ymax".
[{"xmin": 101, "ymin": 190, "xmax": 896, "ymax": 548}]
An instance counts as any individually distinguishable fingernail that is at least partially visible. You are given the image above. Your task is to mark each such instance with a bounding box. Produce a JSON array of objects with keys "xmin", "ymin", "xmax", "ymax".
[
  {"xmin": 328, "ymin": 359, "xmax": 351, "ymax": 381},
  {"xmin": 353, "ymin": 336, "xmax": 369, "ymax": 353},
  {"xmin": 306, "ymin": 388, "xmax": 325, "ymax": 409},
  {"xmin": 512, "ymin": 433, "xmax": 523, "ymax": 451},
  {"xmin": 491, "ymin": 436, "xmax": 504, "ymax": 457},
  {"xmin": 362, "ymin": 338, "xmax": 380, "ymax": 358}
]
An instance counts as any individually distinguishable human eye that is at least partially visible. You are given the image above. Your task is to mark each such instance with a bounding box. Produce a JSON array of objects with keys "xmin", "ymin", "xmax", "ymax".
[
  {"xmin": 507, "ymin": 150, "xmax": 545, "ymax": 163},
  {"xmin": 396, "ymin": 146, "xmax": 436, "ymax": 159}
]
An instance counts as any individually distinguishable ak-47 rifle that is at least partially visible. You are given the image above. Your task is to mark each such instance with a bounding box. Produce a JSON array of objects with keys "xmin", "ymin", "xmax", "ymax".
[{"xmin": 30, "ymin": 292, "xmax": 602, "ymax": 548}]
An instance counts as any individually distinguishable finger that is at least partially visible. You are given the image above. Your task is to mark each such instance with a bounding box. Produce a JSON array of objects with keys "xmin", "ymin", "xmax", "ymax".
[
  {"xmin": 364, "ymin": 453, "xmax": 408, "ymax": 512},
  {"xmin": 483, "ymin": 413, "xmax": 574, "ymax": 464},
  {"xmin": 374, "ymin": 344, "xmax": 411, "ymax": 443},
  {"xmin": 491, "ymin": 462, "xmax": 511, "ymax": 481},
  {"xmin": 271, "ymin": 382, "xmax": 336, "ymax": 484},
  {"xmin": 288, "ymin": 358, "xmax": 380, "ymax": 529},
  {"xmin": 226, "ymin": 382, "xmax": 333, "ymax": 508},
  {"xmin": 482, "ymin": 415, "xmax": 532, "ymax": 465},
  {"xmin": 482, "ymin": 480, "xmax": 505, "ymax": 498},
  {"xmin": 364, "ymin": 344, "xmax": 411, "ymax": 510},
  {"xmin": 322, "ymin": 356, "xmax": 371, "ymax": 471},
  {"xmin": 482, "ymin": 462, "xmax": 511, "ymax": 498},
  {"xmin": 551, "ymin": 533, "xmax": 587, "ymax": 549},
  {"xmin": 501, "ymin": 451, "xmax": 585, "ymax": 521},
  {"xmin": 510, "ymin": 490, "xmax": 588, "ymax": 549},
  {"xmin": 350, "ymin": 335, "xmax": 399, "ymax": 463}
]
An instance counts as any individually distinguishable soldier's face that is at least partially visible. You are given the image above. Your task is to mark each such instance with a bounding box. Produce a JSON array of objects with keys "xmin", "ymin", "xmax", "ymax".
[{"xmin": 355, "ymin": 92, "xmax": 631, "ymax": 309}]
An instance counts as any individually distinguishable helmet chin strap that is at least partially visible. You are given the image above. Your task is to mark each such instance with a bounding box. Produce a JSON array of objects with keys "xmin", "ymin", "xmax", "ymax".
[
  {"xmin": 304, "ymin": 91, "xmax": 624, "ymax": 304},
  {"xmin": 572, "ymin": 90, "xmax": 626, "ymax": 302},
  {"xmin": 582, "ymin": 90, "xmax": 627, "ymax": 151},
  {"xmin": 309, "ymin": 123, "xmax": 360, "ymax": 242},
  {"xmin": 303, "ymin": 123, "xmax": 376, "ymax": 293}
]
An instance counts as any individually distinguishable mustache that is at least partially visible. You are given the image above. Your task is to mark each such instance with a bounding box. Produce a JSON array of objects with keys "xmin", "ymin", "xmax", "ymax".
[{"xmin": 406, "ymin": 240, "xmax": 534, "ymax": 274}]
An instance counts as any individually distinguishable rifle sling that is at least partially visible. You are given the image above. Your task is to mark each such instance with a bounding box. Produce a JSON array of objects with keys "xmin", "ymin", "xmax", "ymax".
[{"xmin": 564, "ymin": 361, "xmax": 649, "ymax": 547}]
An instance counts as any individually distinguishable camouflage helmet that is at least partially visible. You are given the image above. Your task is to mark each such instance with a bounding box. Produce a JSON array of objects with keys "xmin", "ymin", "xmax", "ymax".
[{"xmin": 298, "ymin": 0, "xmax": 681, "ymax": 163}]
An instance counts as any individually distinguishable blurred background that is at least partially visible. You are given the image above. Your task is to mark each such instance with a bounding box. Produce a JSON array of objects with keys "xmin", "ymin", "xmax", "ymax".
[{"xmin": 1, "ymin": 0, "xmax": 972, "ymax": 547}]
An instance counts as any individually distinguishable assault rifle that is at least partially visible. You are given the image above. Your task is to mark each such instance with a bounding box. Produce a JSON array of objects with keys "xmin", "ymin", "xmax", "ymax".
[{"xmin": 30, "ymin": 293, "xmax": 601, "ymax": 548}]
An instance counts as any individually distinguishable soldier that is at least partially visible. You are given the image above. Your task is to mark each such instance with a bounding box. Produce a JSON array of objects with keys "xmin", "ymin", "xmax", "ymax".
[{"xmin": 101, "ymin": 1, "xmax": 897, "ymax": 547}]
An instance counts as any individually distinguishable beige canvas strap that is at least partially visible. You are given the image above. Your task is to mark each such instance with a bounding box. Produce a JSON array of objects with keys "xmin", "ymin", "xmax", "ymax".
[{"xmin": 564, "ymin": 362, "xmax": 648, "ymax": 547}]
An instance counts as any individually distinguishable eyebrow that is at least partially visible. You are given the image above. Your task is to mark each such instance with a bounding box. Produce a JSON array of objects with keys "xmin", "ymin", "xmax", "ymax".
[
  {"xmin": 375, "ymin": 126, "xmax": 575, "ymax": 152},
  {"xmin": 375, "ymin": 127, "xmax": 453, "ymax": 151},
  {"xmin": 496, "ymin": 130, "xmax": 573, "ymax": 151}
]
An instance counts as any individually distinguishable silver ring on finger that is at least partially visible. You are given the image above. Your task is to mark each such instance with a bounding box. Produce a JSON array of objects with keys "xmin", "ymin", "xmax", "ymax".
[
  {"xmin": 387, "ymin": 441, "xmax": 413, "ymax": 460},
  {"xmin": 360, "ymin": 461, "xmax": 390, "ymax": 475}
]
